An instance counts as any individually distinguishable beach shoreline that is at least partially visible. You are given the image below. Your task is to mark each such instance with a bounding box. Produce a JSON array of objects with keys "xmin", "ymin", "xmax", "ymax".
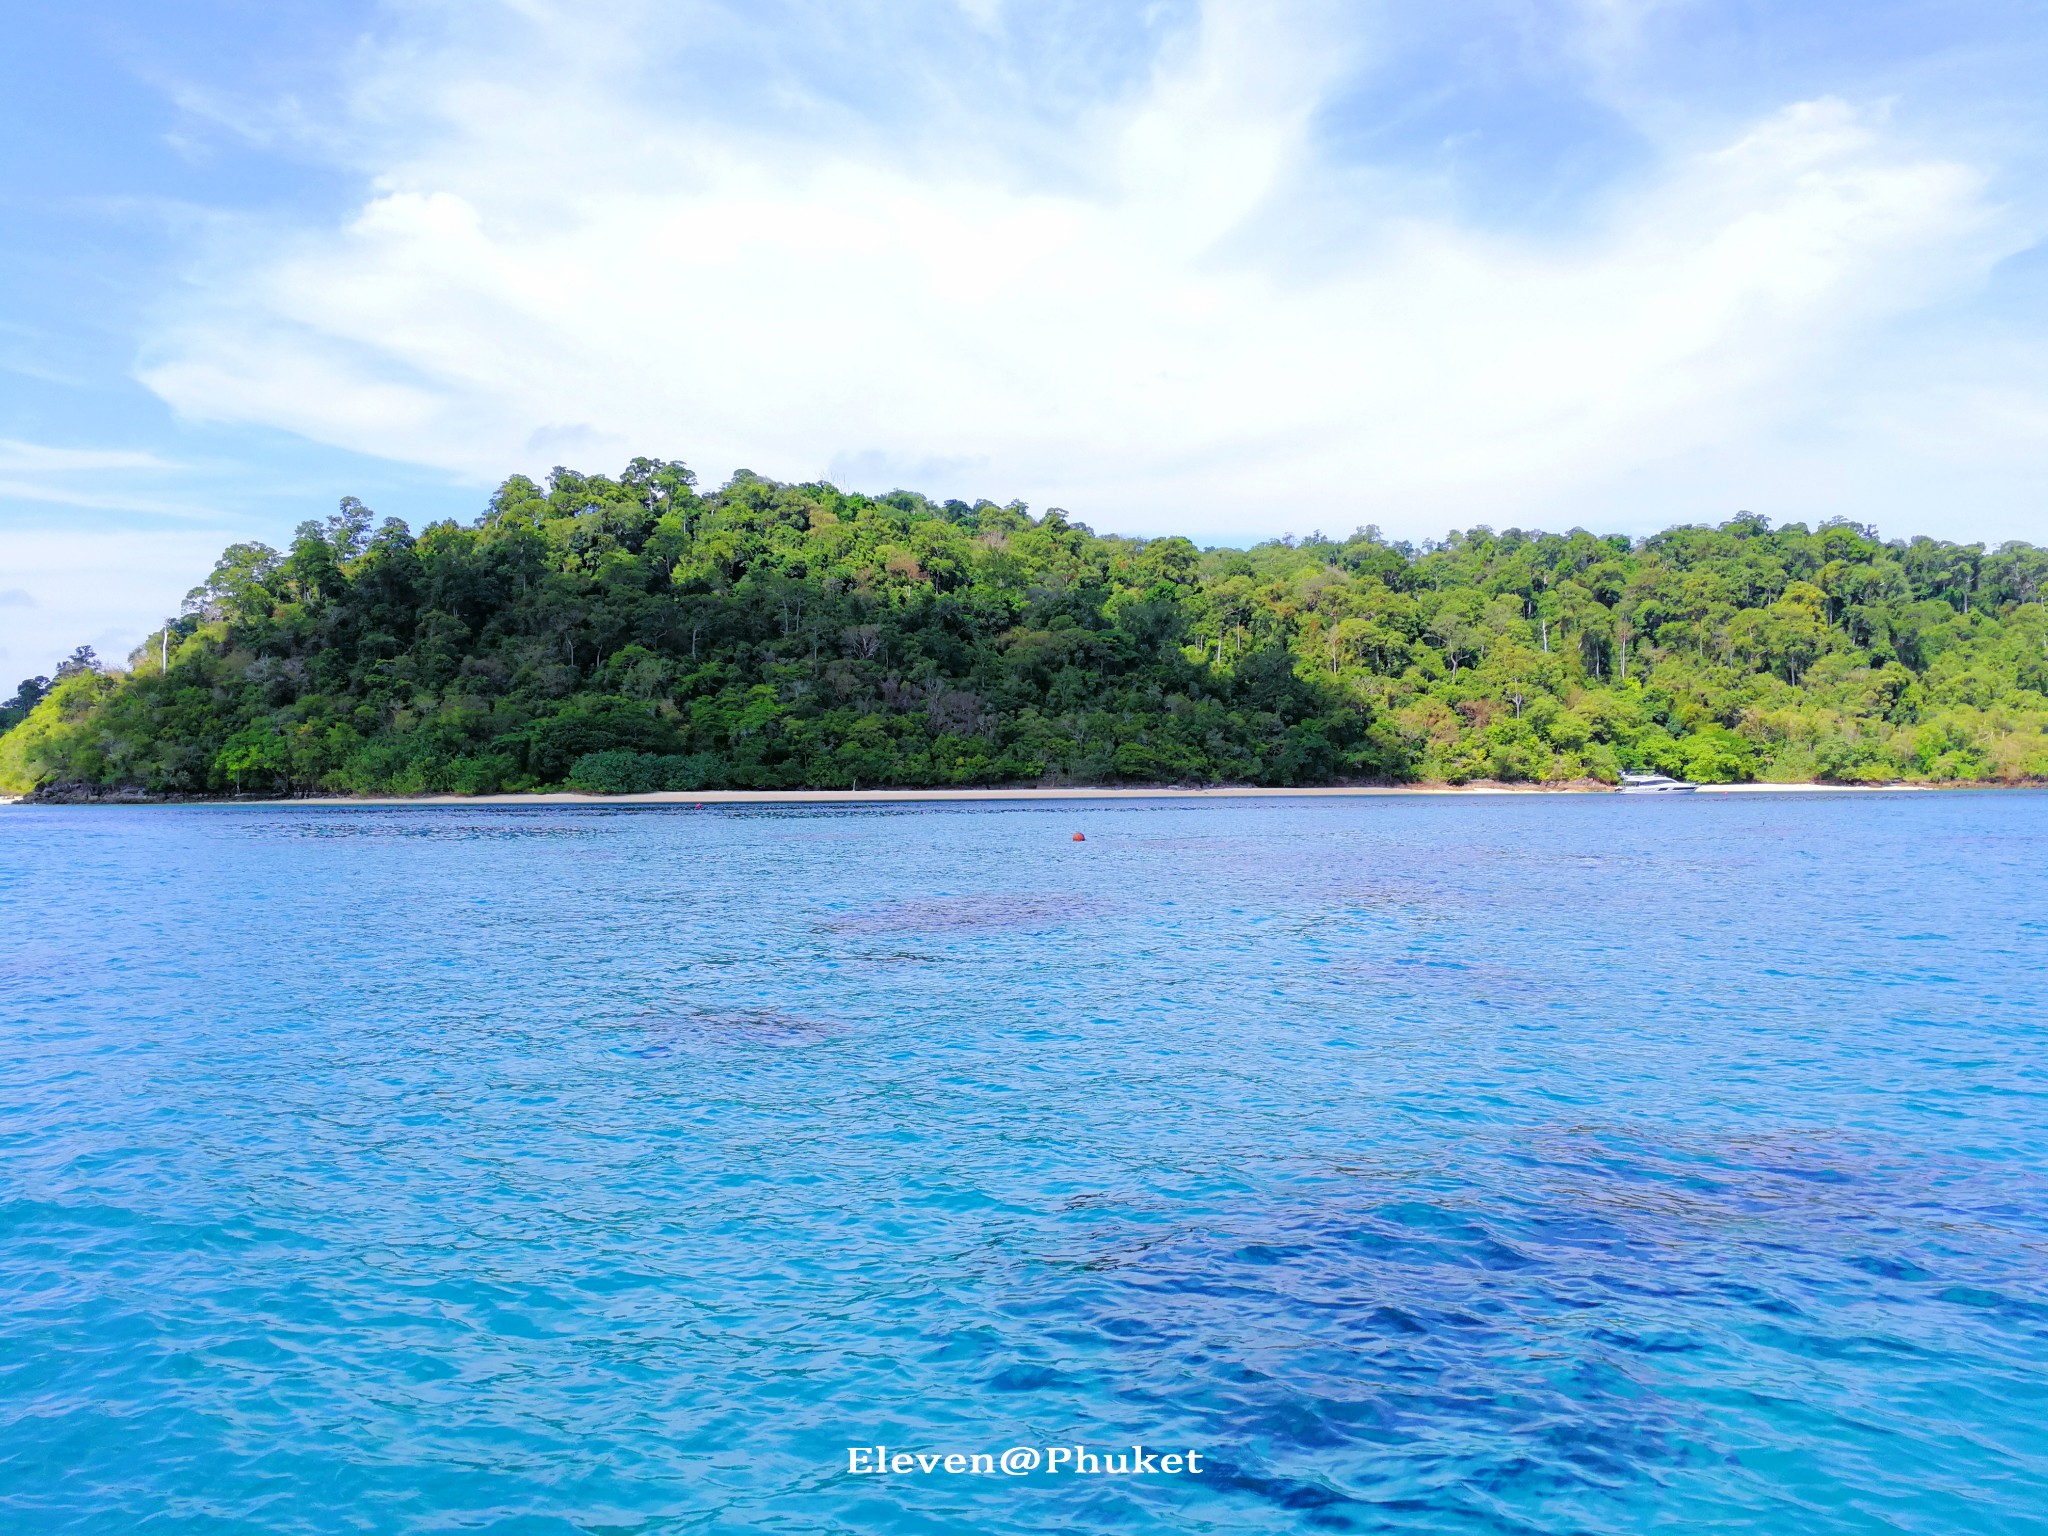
[
  {"xmin": 269, "ymin": 781, "xmax": 1938, "ymax": 808},
  {"xmin": 7, "ymin": 780, "xmax": 1969, "ymax": 808}
]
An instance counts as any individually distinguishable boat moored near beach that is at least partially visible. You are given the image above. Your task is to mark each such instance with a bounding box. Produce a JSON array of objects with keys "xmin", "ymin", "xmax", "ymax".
[{"xmin": 1617, "ymin": 771, "xmax": 1697, "ymax": 794}]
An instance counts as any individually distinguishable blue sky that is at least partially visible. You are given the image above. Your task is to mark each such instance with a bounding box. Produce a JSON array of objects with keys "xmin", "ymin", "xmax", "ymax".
[{"xmin": 4, "ymin": 0, "xmax": 2046, "ymax": 678}]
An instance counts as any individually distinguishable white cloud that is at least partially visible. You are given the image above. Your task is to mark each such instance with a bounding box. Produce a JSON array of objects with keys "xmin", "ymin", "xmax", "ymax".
[
  {"xmin": 0, "ymin": 440, "xmax": 183, "ymax": 474},
  {"xmin": 0, "ymin": 527, "xmax": 234, "ymax": 675},
  {"xmin": 135, "ymin": 0, "xmax": 2036, "ymax": 541},
  {"xmin": 0, "ymin": 440, "xmax": 214, "ymax": 519},
  {"xmin": 0, "ymin": 481, "xmax": 218, "ymax": 518}
]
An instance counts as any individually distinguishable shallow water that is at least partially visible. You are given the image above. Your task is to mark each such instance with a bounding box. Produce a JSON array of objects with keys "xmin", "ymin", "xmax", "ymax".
[{"xmin": 2, "ymin": 793, "xmax": 2045, "ymax": 1533}]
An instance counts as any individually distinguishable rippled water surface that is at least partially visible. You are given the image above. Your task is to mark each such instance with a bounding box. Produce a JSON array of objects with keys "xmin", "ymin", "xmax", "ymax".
[{"xmin": 4, "ymin": 793, "xmax": 2046, "ymax": 1533}]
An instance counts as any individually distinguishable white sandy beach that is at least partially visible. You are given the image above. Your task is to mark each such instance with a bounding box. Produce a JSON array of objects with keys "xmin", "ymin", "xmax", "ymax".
[
  {"xmin": 206, "ymin": 781, "xmax": 1938, "ymax": 809},
  {"xmin": 1, "ymin": 782, "xmax": 1972, "ymax": 809}
]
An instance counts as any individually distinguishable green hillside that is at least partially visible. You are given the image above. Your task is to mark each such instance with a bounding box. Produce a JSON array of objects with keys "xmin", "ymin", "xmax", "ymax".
[{"xmin": 6, "ymin": 459, "xmax": 2046, "ymax": 797}]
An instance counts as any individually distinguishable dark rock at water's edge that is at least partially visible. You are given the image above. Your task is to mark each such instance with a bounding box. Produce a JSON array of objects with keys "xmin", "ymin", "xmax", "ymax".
[{"xmin": 22, "ymin": 780, "xmax": 177, "ymax": 805}]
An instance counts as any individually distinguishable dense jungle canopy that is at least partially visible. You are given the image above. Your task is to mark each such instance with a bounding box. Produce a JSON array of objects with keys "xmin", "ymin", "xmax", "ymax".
[{"xmin": 4, "ymin": 458, "xmax": 2046, "ymax": 796}]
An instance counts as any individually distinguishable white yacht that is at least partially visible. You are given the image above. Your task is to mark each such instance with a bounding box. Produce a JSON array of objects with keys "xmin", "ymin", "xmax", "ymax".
[{"xmin": 1618, "ymin": 771, "xmax": 1697, "ymax": 794}]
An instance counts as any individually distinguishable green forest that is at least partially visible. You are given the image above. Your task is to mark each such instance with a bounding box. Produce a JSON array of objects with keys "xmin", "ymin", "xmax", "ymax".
[{"xmin": 5, "ymin": 458, "xmax": 2047, "ymax": 797}]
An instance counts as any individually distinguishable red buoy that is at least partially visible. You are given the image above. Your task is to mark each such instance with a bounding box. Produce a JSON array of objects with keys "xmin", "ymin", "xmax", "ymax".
[{"xmin": 1072, "ymin": 832, "xmax": 1086, "ymax": 841}]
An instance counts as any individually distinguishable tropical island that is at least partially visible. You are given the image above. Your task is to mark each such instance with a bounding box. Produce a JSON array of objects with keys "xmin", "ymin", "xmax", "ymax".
[{"xmin": 4, "ymin": 458, "xmax": 2045, "ymax": 799}]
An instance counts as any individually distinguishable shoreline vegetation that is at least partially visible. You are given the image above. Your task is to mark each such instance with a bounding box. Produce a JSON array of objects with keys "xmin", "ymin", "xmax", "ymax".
[{"xmin": 4, "ymin": 456, "xmax": 2045, "ymax": 800}]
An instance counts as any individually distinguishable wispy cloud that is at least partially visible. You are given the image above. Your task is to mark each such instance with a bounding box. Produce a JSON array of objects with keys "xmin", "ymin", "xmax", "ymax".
[
  {"xmin": 0, "ymin": 480, "xmax": 218, "ymax": 518},
  {"xmin": 0, "ymin": 528, "xmax": 236, "ymax": 676},
  {"xmin": 0, "ymin": 440, "xmax": 213, "ymax": 518},
  {"xmin": 0, "ymin": 439, "xmax": 184, "ymax": 473},
  {"xmin": 130, "ymin": 0, "xmax": 2044, "ymax": 539}
]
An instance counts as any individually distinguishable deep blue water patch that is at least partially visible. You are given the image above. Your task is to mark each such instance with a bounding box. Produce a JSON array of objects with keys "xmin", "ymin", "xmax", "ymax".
[{"xmin": 2, "ymin": 792, "xmax": 2045, "ymax": 1533}]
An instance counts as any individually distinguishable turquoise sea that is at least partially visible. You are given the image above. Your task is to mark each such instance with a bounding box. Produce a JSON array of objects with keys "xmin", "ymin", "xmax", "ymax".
[{"xmin": 2, "ymin": 793, "xmax": 2045, "ymax": 1533}]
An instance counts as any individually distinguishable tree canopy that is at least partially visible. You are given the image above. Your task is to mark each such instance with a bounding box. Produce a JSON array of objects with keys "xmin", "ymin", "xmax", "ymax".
[{"xmin": 5, "ymin": 459, "xmax": 2047, "ymax": 796}]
